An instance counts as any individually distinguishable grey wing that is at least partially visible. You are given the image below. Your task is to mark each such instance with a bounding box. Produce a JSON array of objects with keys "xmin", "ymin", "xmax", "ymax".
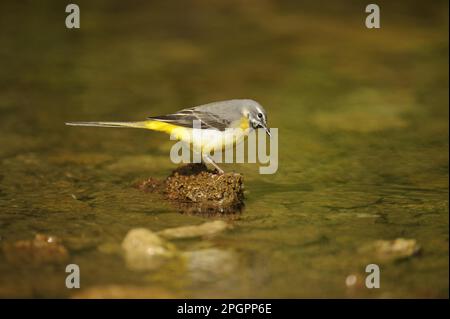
[{"xmin": 148, "ymin": 107, "xmax": 231, "ymax": 131}]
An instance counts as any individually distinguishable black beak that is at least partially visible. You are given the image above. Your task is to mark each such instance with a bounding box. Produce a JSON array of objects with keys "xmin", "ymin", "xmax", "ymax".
[{"xmin": 257, "ymin": 123, "xmax": 271, "ymax": 138}]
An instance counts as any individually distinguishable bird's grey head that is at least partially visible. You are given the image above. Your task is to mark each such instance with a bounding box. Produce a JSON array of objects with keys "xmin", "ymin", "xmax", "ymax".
[{"xmin": 241, "ymin": 99, "xmax": 271, "ymax": 137}]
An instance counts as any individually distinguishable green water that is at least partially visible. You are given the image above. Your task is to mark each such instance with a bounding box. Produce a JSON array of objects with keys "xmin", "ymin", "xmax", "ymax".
[{"xmin": 0, "ymin": 0, "xmax": 448, "ymax": 298}]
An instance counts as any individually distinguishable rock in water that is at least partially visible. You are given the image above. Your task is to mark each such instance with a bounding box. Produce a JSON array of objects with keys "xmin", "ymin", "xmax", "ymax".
[
  {"xmin": 137, "ymin": 164, "xmax": 244, "ymax": 214},
  {"xmin": 72, "ymin": 285, "xmax": 176, "ymax": 299},
  {"xmin": 2, "ymin": 234, "xmax": 69, "ymax": 266},
  {"xmin": 182, "ymin": 248, "xmax": 238, "ymax": 284},
  {"xmin": 122, "ymin": 228, "xmax": 177, "ymax": 271},
  {"xmin": 359, "ymin": 238, "xmax": 421, "ymax": 262},
  {"xmin": 157, "ymin": 220, "xmax": 230, "ymax": 239}
]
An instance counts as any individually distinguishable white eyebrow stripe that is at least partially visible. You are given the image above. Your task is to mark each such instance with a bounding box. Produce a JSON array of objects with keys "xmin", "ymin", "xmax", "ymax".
[{"xmin": 256, "ymin": 107, "xmax": 266, "ymax": 122}]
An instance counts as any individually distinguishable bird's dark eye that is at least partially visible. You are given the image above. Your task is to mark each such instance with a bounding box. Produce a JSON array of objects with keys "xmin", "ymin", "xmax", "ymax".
[{"xmin": 257, "ymin": 113, "xmax": 263, "ymax": 119}]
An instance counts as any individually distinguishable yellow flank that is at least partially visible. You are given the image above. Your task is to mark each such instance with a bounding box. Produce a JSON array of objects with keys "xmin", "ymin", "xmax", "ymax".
[
  {"xmin": 239, "ymin": 116, "xmax": 249, "ymax": 130},
  {"xmin": 144, "ymin": 120, "xmax": 188, "ymax": 140},
  {"xmin": 143, "ymin": 118, "xmax": 250, "ymax": 153}
]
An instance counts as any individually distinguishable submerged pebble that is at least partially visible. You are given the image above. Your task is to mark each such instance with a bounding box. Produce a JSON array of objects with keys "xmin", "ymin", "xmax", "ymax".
[
  {"xmin": 72, "ymin": 285, "xmax": 176, "ymax": 299},
  {"xmin": 360, "ymin": 238, "xmax": 421, "ymax": 261},
  {"xmin": 157, "ymin": 220, "xmax": 230, "ymax": 239},
  {"xmin": 345, "ymin": 274, "xmax": 358, "ymax": 287},
  {"xmin": 122, "ymin": 228, "xmax": 177, "ymax": 271},
  {"xmin": 120, "ymin": 222, "xmax": 233, "ymax": 273},
  {"xmin": 2, "ymin": 234, "xmax": 69, "ymax": 266},
  {"xmin": 182, "ymin": 248, "xmax": 238, "ymax": 283}
]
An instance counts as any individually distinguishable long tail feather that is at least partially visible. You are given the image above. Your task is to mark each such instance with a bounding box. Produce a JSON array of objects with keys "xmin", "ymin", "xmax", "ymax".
[{"xmin": 65, "ymin": 121, "xmax": 148, "ymax": 129}]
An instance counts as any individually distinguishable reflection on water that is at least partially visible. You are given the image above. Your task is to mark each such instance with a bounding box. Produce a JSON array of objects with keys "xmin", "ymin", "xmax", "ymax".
[{"xmin": 0, "ymin": 0, "xmax": 448, "ymax": 298}]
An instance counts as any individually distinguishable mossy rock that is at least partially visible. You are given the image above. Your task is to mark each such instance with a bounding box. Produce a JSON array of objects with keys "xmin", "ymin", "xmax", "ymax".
[{"xmin": 137, "ymin": 164, "xmax": 244, "ymax": 214}]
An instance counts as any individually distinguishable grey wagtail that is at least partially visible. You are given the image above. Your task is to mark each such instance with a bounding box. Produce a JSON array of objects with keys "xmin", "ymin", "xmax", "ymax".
[{"xmin": 66, "ymin": 99, "xmax": 270, "ymax": 173}]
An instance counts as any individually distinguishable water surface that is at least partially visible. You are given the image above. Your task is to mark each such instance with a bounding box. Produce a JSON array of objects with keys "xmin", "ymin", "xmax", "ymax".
[{"xmin": 0, "ymin": 0, "xmax": 448, "ymax": 298}]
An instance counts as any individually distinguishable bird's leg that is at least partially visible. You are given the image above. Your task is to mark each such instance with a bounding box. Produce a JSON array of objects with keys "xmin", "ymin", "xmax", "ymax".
[{"xmin": 202, "ymin": 154, "xmax": 225, "ymax": 174}]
